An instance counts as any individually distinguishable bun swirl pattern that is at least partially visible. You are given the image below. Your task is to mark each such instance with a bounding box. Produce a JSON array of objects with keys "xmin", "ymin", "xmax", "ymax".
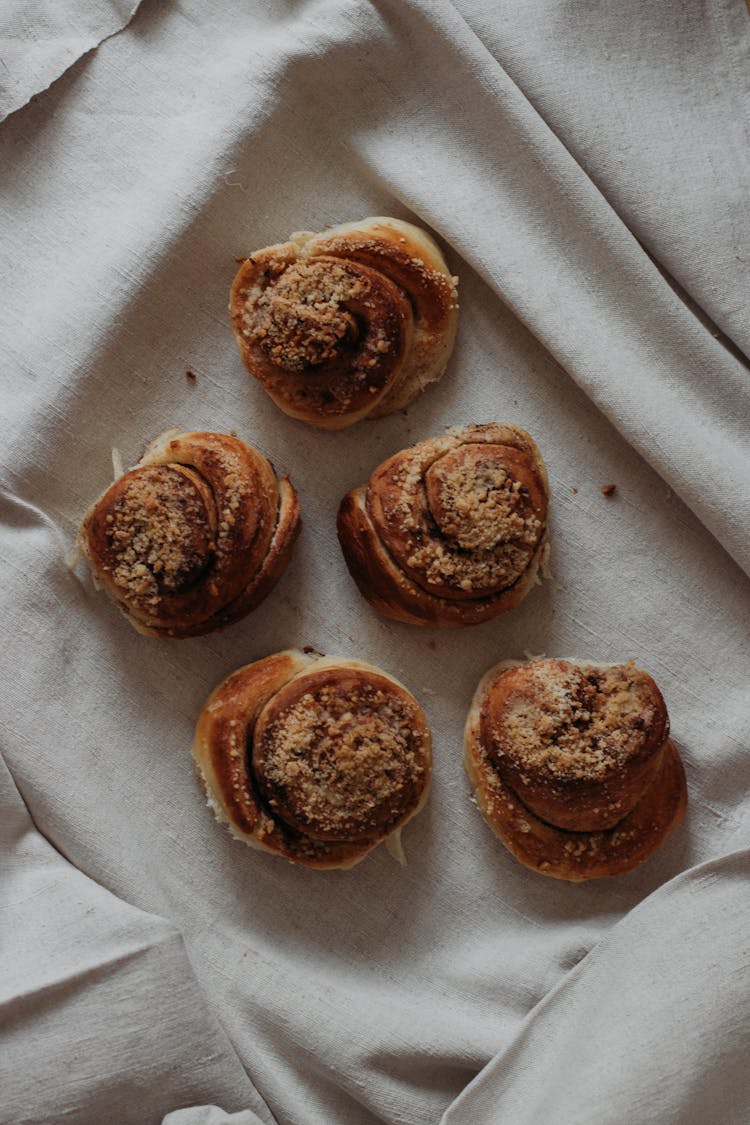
[
  {"xmin": 193, "ymin": 650, "xmax": 432, "ymax": 869},
  {"xmin": 230, "ymin": 217, "xmax": 458, "ymax": 429},
  {"xmin": 78, "ymin": 430, "xmax": 300, "ymax": 638},
  {"xmin": 464, "ymin": 658, "xmax": 688, "ymax": 881},
  {"xmin": 337, "ymin": 424, "xmax": 549, "ymax": 626}
]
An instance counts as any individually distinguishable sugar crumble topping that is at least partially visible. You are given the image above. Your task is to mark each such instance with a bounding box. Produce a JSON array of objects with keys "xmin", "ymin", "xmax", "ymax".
[
  {"xmin": 107, "ymin": 467, "xmax": 214, "ymax": 604},
  {"xmin": 245, "ymin": 260, "xmax": 367, "ymax": 372},
  {"xmin": 212, "ymin": 450, "xmax": 246, "ymax": 554},
  {"xmin": 495, "ymin": 662, "xmax": 657, "ymax": 781},
  {"xmin": 427, "ymin": 450, "xmax": 540, "ymax": 552},
  {"xmin": 384, "ymin": 442, "xmax": 545, "ymax": 594},
  {"xmin": 257, "ymin": 681, "xmax": 426, "ymax": 838}
]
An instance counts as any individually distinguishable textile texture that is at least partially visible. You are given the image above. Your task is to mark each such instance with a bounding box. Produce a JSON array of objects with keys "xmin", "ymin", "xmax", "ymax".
[
  {"xmin": 0, "ymin": 0, "xmax": 141, "ymax": 122},
  {"xmin": 0, "ymin": 2, "xmax": 748, "ymax": 1123}
]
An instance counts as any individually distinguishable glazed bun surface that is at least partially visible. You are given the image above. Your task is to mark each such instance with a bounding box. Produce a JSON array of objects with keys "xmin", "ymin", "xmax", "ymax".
[
  {"xmin": 78, "ymin": 430, "xmax": 300, "ymax": 638},
  {"xmin": 465, "ymin": 658, "xmax": 687, "ymax": 881},
  {"xmin": 230, "ymin": 217, "xmax": 458, "ymax": 429},
  {"xmin": 337, "ymin": 423, "xmax": 549, "ymax": 626},
  {"xmin": 193, "ymin": 650, "xmax": 432, "ymax": 870}
]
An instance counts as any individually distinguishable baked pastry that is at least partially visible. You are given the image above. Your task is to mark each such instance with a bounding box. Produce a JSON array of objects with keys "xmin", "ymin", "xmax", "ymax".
[
  {"xmin": 464, "ymin": 658, "xmax": 687, "ymax": 881},
  {"xmin": 193, "ymin": 650, "xmax": 432, "ymax": 869},
  {"xmin": 78, "ymin": 430, "xmax": 300, "ymax": 637},
  {"xmin": 230, "ymin": 217, "xmax": 458, "ymax": 428},
  {"xmin": 337, "ymin": 423, "xmax": 549, "ymax": 626}
]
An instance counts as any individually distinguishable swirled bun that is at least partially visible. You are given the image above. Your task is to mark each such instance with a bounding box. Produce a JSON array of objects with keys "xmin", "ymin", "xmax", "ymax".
[
  {"xmin": 464, "ymin": 658, "xmax": 687, "ymax": 881},
  {"xmin": 337, "ymin": 423, "xmax": 549, "ymax": 626},
  {"xmin": 78, "ymin": 430, "xmax": 300, "ymax": 637},
  {"xmin": 193, "ymin": 650, "xmax": 432, "ymax": 869},
  {"xmin": 230, "ymin": 217, "xmax": 458, "ymax": 428}
]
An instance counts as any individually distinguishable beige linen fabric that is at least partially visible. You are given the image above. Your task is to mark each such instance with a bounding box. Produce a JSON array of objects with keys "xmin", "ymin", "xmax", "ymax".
[
  {"xmin": 0, "ymin": 755, "xmax": 273, "ymax": 1124},
  {"xmin": 443, "ymin": 849, "xmax": 750, "ymax": 1124},
  {"xmin": 0, "ymin": 0, "xmax": 141, "ymax": 122},
  {"xmin": 0, "ymin": 2, "xmax": 748, "ymax": 1124}
]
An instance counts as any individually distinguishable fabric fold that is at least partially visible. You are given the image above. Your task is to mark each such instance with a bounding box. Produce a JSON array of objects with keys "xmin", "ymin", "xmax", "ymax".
[
  {"xmin": 0, "ymin": 754, "xmax": 274, "ymax": 1125},
  {"xmin": 349, "ymin": 0, "xmax": 750, "ymax": 574},
  {"xmin": 163, "ymin": 1109, "xmax": 267, "ymax": 1125},
  {"xmin": 0, "ymin": 0, "xmax": 142, "ymax": 123},
  {"xmin": 451, "ymin": 0, "xmax": 750, "ymax": 365},
  {"xmin": 441, "ymin": 849, "xmax": 750, "ymax": 1124}
]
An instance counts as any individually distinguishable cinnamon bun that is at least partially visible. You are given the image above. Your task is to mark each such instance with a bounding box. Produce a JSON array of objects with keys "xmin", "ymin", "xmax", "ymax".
[
  {"xmin": 464, "ymin": 658, "xmax": 687, "ymax": 880},
  {"xmin": 193, "ymin": 650, "xmax": 432, "ymax": 869},
  {"xmin": 337, "ymin": 423, "xmax": 549, "ymax": 626},
  {"xmin": 230, "ymin": 217, "xmax": 458, "ymax": 428},
  {"xmin": 78, "ymin": 430, "xmax": 300, "ymax": 637}
]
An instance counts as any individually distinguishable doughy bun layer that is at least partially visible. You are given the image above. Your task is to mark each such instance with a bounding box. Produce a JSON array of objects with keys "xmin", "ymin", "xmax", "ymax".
[
  {"xmin": 193, "ymin": 650, "xmax": 432, "ymax": 870},
  {"xmin": 230, "ymin": 217, "xmax": 458, "ymax": 429},
  {"xmin": 464, "ymin": 658, "xmax": 687, "ymax": 881},
  {"xmin": 78, "ymin": 430, "xmax": 300, "ymax": 637},
  {"xmin": 337, "ymin": 423, "xmax": 549, "ymax": 626}
]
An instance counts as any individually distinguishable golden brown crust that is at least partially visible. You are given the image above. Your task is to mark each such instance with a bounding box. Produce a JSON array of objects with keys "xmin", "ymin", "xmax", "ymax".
[
  {"xmin": 230, "ymin": 217, "xmax": 458, "ymax": 429},
  {"xmin": 464, "ymin": 658, "xmax": 687, "ymax": 880},
  {"xmin": 78, "ymin": 430, "xmax": 301, "ymax": 638},
  {"xmin": 337, "ymin": 424, "xmax": 550, "ymax": 627},
  {"xmin": 193, "ymin": 651, "xmax": 432, "ymax": 870}
]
